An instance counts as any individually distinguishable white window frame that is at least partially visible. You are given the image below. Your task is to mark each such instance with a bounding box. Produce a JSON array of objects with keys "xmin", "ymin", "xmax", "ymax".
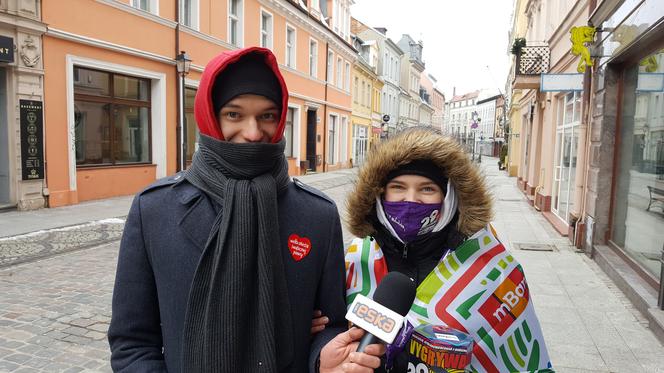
[
  {"xmin": 353, "ymin": 77, "xmax": 358, "ymax": 103},
  {"xmin": 328, "ymin": 113, "xmax": 339, "ymax": 164},
  {"xmin": 285, "ymin": 24, "xmax": 297, "ymax": 69},
  {"xmin": 327, "ymin": 50, "xmax": 334, "ymax": 84},
  {"xmin": 131, "ymin": 0, "xmax": 159, "ymax": 14},
  {"xmin": 336, "ymin": 57, "xmax": 343, "ymax": 88},
  {"xmin": 340, "ymin": 116, "xmax": 348, "ymax": 163},
  {"xmin": 344, "ymin": 62, "xmax": 350, "ymax": 91},
  {"xmin": 309, "ymin": 38, "xmax": 318, "ymax": 78},
  {"xmin": 284, "ymin": 105, "xmax": 301, "ymax": 160},
  {"xmin": 228, "ymin": 0, "xmax": 244, "ymax": 47},
  {"xmin": 260, "ymin": 8, "xmax": 274, "ymax": 49},
  {"xmin": 179, "ymin": 0, "xmax": 199, "ymax": 30},
  {"xmin": 65, "ymin": 55, "xmax": 167, "ymax": 190}
]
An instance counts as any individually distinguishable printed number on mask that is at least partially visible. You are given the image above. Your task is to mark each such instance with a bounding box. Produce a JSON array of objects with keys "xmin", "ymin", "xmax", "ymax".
[
  {"xmin": 407, "ymin": 362, "xmax": 431, "ymax": 373},
  {"xmin": 420, "ymin": 210, "xmax": 439, "ymax": 228}
]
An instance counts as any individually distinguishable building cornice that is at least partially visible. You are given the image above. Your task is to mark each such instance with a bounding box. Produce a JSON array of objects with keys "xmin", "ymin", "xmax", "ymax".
[
  {"xmin": 180, "ymin": 25, "xmax": 236, "ymax": 51},
  {"xmin": 289, "ymin": 91, "xmax": 351, "ymax": 113},
  {"xmin": 0, "ymin": 11, "xmax": 47, "ymax": 33},
  {"xmin": 46, "ymin": 27, "xmax": 175, "ymax": 65}
]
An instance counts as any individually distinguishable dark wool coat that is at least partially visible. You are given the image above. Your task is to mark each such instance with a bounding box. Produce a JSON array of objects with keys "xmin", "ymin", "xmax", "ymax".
[
  {"xmin": 344, "ymin": 127, "xmax": 494, "ymax": 373},
  {"xmin": 108, "ymin": 176, "xmax": 347, "ymax": 372}
]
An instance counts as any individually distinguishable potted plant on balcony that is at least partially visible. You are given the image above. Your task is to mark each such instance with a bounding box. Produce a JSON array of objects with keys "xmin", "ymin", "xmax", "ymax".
[{"xmin": 511, "ymin": 37, "xmax": 526, "ymax": 55}]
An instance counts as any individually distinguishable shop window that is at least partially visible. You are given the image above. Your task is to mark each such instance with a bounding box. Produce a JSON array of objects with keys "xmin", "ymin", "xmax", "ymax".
[
  {"xmin": 611, "ymin": 49, "xmax": 664, "ymax": 279},
  {"xmin": 74, "ymin": 67, "xmax": 151, "ymax": 166}
]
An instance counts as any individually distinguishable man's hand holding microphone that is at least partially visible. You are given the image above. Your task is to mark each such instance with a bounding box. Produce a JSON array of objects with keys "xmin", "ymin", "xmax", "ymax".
[{"xmin": 319, "ymin": 272, "xmax": 417, "ymax": 372}]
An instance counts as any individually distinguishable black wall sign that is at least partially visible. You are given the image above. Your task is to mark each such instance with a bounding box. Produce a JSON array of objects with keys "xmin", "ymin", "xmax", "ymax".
[
  {"xmin": 0, "ymin": 36, "xmax": 14, "ymax": 63},
  {"xmin": 20, "ymin": 100, "xmax": 44, "ymax": 180}
]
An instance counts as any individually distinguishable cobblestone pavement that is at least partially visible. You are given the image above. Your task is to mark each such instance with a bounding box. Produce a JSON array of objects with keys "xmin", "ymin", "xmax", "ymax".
[
  {"xmin": 0, "ymin": 243, "xmax": 116, "ymax": 372},
  {"xmin": 0, "ymin": 220, "xmax": 124, "ymax": 269}
]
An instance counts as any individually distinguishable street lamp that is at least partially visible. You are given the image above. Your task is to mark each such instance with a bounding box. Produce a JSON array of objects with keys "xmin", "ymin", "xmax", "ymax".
[{"xmin": 176, "ymin": 51, "xmax": 192, "ymax": 171}]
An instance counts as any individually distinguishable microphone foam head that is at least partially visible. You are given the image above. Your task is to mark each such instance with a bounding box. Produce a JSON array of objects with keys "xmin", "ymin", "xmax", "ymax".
[{"xmin": 372, "ymin": 272, "xmax": 417, "ymax": 316}]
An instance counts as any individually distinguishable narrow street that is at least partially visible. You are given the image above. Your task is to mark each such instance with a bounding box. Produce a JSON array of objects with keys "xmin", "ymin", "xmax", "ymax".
[{"xmin": 1, "ymin": 160, "xmax": 663, "ymax": 372}]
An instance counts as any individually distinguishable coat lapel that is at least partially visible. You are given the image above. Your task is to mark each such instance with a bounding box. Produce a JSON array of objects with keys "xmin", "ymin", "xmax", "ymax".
[{"xmin": 174, "ymin": 182, "xmax": 217, "ymax": 253}]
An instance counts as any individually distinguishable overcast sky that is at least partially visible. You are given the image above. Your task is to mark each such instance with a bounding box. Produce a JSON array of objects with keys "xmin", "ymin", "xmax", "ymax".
[{"xmin": 350, "ymin": 0, "xmax": 514, "ymax": 99}]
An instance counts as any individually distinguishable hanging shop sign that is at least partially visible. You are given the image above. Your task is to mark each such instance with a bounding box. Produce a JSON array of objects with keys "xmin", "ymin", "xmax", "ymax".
[
  {"xmin": 0, "ymin": 36, "xmax": 14, "ymax": 63},
  {"xmin": 20, "ymin": 100, "xmax": 44, "ymax": 180},
  {"xmin": 540, "ymin": 73, "xmax": 584, "ymax": 92},
  {"xmin": 636, "ymin": 73, "xmax": 664, "ymax": 92}
]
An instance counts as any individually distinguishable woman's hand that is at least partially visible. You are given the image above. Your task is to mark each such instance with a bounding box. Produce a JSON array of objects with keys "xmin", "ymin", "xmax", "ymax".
[{"xmin": 311, "ymin": 310, "xmax": 329, "ymax": 334}]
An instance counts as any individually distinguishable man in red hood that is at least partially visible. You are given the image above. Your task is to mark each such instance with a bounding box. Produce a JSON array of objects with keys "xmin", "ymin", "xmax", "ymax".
[{"xmin": 109, "ymin": 47, "xmax": 384, "ymax": 373}]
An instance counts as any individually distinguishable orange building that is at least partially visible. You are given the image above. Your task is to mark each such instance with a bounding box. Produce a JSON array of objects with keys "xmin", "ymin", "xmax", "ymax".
[{"xmin": 36, "ymin": 0, "xmax": 355, "ymax": 209}]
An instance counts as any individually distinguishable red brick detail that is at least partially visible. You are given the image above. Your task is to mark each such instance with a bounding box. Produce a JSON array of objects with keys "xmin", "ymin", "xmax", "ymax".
[
  {"xmin": 542, "ymin": 212, "xmax": 568, "ymax": 236},
  {"xmin": 535, "ymin": 192, "xmax": 551, "ymax": 212}
]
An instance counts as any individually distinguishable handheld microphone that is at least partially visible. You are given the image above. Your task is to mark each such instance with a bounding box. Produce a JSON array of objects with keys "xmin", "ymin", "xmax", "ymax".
[{"xmin": 345, "ymin": 272, "xmax": 417, "ymax": 353}]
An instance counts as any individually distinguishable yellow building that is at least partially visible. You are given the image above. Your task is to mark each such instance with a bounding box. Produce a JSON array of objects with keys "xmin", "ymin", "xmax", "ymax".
[
  {"xmin": 350, "ymin": 33, "xmax": 381, "ymax": 166},
  {"xmin": 506, "ymin": 0, "xmax": 528, "ymax": 177}
]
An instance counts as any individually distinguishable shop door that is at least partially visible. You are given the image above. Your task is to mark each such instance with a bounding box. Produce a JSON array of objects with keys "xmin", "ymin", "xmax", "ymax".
[
  {"xmin": 306, "ymin": 109, "xmax": 317, "ymax": 171},
  {"xmin": 0, "ymin": 68, "xmax": 9, "ymax": 205},
  {"xmin": 552, "ymin": 92, "xmax": 580, "ymax": 223},
  {"xmin": 352, "ymin": 125, "xmax": 367, "ymax": 167}
]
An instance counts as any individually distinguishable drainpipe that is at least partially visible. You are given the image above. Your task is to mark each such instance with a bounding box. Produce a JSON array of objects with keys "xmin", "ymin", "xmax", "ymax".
[
  {"xmin": 659, "ymin": 244, "xmax": 664, "ymax": 310},
  {"xmin": 175, "ymin": 1, "xmax": 182, "ymax": 172}
]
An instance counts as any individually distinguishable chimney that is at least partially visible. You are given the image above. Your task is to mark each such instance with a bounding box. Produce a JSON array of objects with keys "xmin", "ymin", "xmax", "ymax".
[{"xmin": 453, "ymin": 86, "xmax": 456, "ymax": 97}]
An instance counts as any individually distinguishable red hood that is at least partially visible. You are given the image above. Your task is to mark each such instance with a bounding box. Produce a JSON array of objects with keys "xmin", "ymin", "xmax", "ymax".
[{"xmin": 194, "ymin": 47, "xmax": 289, "ymax": 142}]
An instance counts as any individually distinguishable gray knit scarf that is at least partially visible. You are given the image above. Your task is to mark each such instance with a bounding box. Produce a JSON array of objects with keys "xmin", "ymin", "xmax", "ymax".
[{"xmin": 181, "ymin": 134, "xmax": 294, "ymax": 372}]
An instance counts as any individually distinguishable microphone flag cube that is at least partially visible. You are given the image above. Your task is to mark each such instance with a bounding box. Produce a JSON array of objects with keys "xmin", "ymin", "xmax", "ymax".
[{"xmin": 345, "ymin": 294, "xmax": 405, "ymax": 344}]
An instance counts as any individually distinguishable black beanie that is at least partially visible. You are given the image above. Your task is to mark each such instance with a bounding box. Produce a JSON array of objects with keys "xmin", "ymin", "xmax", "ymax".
[
  {"xmin": 212, "ymin": 54, "xmax": 282, "ymax": 114},
  {"xmin": 385, "ymin": 160, "xmax": 448, "ymax": 193}
]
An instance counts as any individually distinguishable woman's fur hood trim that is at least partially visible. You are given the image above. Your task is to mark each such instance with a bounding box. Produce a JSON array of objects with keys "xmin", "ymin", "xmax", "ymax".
[{"xmin": 345, "ymin": 127, "xmax": 493, "ymax": 238}]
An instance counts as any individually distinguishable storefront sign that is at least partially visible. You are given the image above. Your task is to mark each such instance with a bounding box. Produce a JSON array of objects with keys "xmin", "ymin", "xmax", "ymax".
[
  {"xmin": 20, "ymin": 100, "xmax": 44, "ymax": 180},
  {"xmin": 0, "ymin": 36, "xmax": 14, "ymax": 63},
  {"xmin": 541, "ymin": 73, "xmax": 584, "ymax": 91},
  {"xmin": 636, "ymin": 73, "xmax": 664, "ymax": 92}
]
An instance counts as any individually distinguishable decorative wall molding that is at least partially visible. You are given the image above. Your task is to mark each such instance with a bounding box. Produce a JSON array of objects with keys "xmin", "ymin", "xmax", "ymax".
[{"xmin": 47, "ymin": 28, "xmax": 175, "ymax": 65}]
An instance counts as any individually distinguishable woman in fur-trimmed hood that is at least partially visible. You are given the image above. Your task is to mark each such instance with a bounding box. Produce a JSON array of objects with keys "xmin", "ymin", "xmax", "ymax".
[
  {"xmin": 344, "ymin": 127, "xmax": 553, "ymax": 373},
  {"xmin": 344, "ymin": 126, "xmax": 493, "ymax": 372}
]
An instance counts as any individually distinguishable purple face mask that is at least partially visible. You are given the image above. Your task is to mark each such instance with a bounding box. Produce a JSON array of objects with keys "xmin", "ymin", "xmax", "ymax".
[{"xmin": 382, "ymin": 200, "xmax": 441, "ymax": 243}]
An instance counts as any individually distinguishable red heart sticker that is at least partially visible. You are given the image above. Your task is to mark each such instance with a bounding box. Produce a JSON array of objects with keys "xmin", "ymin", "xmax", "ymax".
[{"xmin": 288, "ymin": 234, "xmax": 311, "ymax": 262}]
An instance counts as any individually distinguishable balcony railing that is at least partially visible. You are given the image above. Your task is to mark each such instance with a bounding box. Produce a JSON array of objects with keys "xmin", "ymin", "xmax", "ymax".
[{"xmin": 515, "ymin": 44, "xmax": 550, "ymax": 75}]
